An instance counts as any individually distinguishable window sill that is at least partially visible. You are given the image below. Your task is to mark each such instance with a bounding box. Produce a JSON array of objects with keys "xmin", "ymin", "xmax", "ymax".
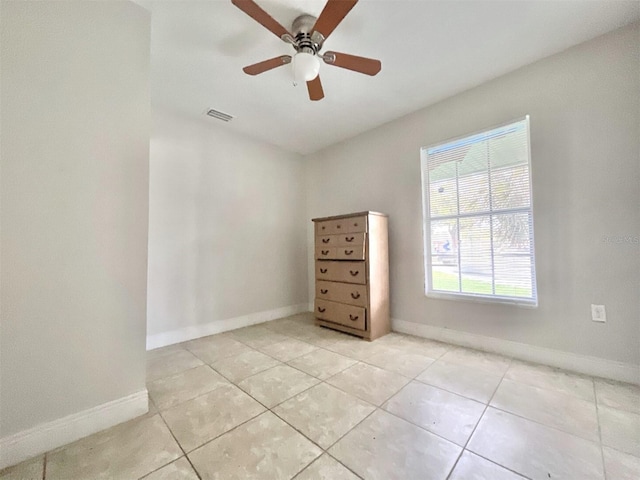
[{"xmin": 425, "ymin": 290, "xmax": 538, "ymax": 308}]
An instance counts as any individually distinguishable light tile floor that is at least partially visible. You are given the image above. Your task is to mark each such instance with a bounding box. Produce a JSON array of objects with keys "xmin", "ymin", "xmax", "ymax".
[{"xmin": 2, "ymin": 312, "xmax": 639, "ymax": 480}]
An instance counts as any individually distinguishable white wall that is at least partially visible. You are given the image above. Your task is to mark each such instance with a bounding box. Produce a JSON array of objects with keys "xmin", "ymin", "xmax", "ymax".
[
  {"xmin": 147, "ymin": 109, "xmax": 308, "ymax": 345},
  {"xmin": 305, "ymin": 24, "xmax": 640, "ymax": 368},
  {"xmin": 1, "ymin": 0, "xmax": 150, "ymax": 441}
]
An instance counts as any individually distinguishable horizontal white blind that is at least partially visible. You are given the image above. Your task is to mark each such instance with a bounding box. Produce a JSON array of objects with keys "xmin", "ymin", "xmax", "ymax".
[{"xmin": 421, "ymin": 117, "xmax": 537, "ymax": 305}]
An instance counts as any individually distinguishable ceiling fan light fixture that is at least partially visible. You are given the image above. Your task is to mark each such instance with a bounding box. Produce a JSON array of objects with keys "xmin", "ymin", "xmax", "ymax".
[{"xmin": 293, "ymin": 52, "xmax": 320, "ymax": 83}]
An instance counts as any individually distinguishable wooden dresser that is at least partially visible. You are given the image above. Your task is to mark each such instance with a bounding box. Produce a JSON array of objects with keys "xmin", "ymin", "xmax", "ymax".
[{"xmin": 312, "ymin": 211, "xmax": 390, "ymax": 341}]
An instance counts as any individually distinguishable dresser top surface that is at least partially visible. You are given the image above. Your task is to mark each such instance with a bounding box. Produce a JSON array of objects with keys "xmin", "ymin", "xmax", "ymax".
[{"xmin": 312, "ymin": 211, "xmax": 388, "ymax": 222}]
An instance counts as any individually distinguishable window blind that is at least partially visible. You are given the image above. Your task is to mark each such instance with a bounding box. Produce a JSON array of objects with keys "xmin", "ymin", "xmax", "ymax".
[{"xmin": 421, "ymin": 117, "xmax": 537, "ymax": 305}]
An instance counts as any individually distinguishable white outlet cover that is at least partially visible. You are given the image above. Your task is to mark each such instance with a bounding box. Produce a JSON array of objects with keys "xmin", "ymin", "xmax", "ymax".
[{"xmin": 591, "ymin": 304, "xmax": 606, "ymax": 322}]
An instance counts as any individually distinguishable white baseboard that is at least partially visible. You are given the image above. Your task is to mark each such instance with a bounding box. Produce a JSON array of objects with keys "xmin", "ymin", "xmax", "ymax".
[
  {"xmin": 0, "ymin": 390, "xmax": 148, "ymax": 470},
  {"xmin": 146, "ymin": 303, "xmax": 309, "ymax": 350},
  {"xmin": 392, "ymin": 318, "xmax": 640, "ymax": 385}
]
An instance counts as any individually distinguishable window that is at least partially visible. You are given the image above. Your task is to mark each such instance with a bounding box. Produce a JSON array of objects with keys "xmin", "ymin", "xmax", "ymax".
[{"xmin": 421, "ymin": 117, "xmax": 537, "ymax": 306}]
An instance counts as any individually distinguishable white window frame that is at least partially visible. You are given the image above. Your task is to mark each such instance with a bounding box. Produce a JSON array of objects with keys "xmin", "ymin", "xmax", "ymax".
[{"xmin": 420, "ymin": 116, "xmax": 538, "ymax": 307}]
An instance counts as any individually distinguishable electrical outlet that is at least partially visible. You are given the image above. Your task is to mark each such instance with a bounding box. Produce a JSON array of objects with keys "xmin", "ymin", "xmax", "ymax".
[{"xmin": 591, "ymin": 304, "xmax": 606, "ymax": 323}]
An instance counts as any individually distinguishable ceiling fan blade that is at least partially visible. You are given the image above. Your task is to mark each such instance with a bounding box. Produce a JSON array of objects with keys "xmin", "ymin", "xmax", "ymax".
[
  {"xmin": 231, "ymin": 0, "xmax": 291, "ymax": 39},
  {"xmin": 323, "ymin": 51, "xmax": 381, "ymax": 76},
  {"xmin": 307, "ymin": 75, "xmax": 324, "ymax": 101},
  {"xmin": 312, "ymin": 0, "xmax": 358, "ymax": 41},
  {"xmin": 243, "ymin": 55, "xmax": 291, "ymax": 75}
]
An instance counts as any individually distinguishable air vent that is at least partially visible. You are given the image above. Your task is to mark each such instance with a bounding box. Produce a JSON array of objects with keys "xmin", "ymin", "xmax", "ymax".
[{"xmin": 206, "ymin": 109, "xmax": 233, "ymax": 122}]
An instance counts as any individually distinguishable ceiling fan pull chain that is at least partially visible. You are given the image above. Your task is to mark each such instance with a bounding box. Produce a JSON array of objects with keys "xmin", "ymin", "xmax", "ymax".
[{"xmin": 292, "ymin": 54, "xmax": 298, "ymax": 86}]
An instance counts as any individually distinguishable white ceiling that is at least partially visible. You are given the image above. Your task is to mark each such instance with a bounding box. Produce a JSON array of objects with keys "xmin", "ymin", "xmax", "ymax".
[{"xmin": 137, "ymin": 0, "xmax": 639, "ymax": 155}]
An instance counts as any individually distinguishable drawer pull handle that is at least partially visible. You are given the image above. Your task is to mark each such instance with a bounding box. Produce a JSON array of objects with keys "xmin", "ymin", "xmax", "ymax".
[
  {"xmin": 345, "ymin": 250, "xmax": 354, "ymax": 255},
  {"xmin": 354, "ymin": 222, "xmax": 359, "ymax": 227},
  {"xmin": 318, "ymin": 307, "xmax": 326, "ymax": 313},
  {"xmin": 320, "ymin": 268, "xmax": 327, "ymax": 274},
  {"xmin": 322, "ymin": 238, "xmax": 330, "ymax": 244},
  {"xmin": 322, "ymin": 250, "xmax": 329, "ymax": 255},
  {"xmin": 351, "ymin": 292, "xmax": 360, "ymax": 299},
  {"xmin": 349, "ymin": 270, "xmax": 359, "ymax": 276},
  {"xmin": 349, "ymin": 314, "xmax": 359, "ymax": 321},
  {"xmin": 346, "ymin": 236, "xmax": 354, "ymax": 242},
  {"xmin": 320, "ymin": 289, "xmax": 328, "ymax": 294},
  {"xmin": 337, "ymin": 224, "xmax": 341, "ymax": 229},
  {"xmin": 321, "ymin": 226, "xmax": 326, "ymax": 230}
]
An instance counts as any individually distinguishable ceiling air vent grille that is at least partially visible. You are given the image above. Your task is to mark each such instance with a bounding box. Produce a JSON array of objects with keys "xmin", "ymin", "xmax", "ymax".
[{"xmin": 206, "ymin": 109, "xmax": 233, "ymax": 122}]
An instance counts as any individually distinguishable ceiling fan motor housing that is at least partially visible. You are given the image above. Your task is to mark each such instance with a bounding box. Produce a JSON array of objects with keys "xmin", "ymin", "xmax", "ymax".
[{"xmin": 292, "ymin": 14, "xmax": 321, "ymax": 55}]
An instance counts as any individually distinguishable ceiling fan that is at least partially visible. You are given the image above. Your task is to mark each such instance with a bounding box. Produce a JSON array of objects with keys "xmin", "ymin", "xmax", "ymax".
[{"xmin": 231, "ymin": 0, "xmax": 381, "ymax": 101}]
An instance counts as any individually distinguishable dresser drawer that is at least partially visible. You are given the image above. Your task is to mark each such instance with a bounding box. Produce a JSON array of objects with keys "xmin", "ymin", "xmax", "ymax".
[
  {"xmin": 338, "ymin": 232, "xmax": 366, "ymax": 246},
  {"xmin": 335, "ymin": 246, "xmax": 365, "ymax": 260},
  {"xmin": 316, "ymin": 232, "xmax": 366, "ymax": 247},
  {"xmin": 315, "ymin": 219, "xmax": 341, "ymax": 235},
  {"xmin": 315, "ymin": 246, "xmax": 337, "ymax": 260},
  {"xmin": 315, "ymin": 261, "xmax": 366, "ymax": 284},
  {"xmin": 315, "ymin": 299, "xmax": 366, "ymax": 331},
  {"xmin": 316, "ymin": 280, "xmax": 367, "ymax": 307},
  {"xmin": 316, "ymin": 246, "xmax": 363, "ymax": 260},
  {"xmin": 344, "ymin": 216, "xmax": 367, "ymax": 233},
  {"xmin": 315, "ymin": 216, "xmax": 367, "ymax": 235},
  {"xmin": 317, "ymin": 235, "xmax": 337, "ymax": 246}
]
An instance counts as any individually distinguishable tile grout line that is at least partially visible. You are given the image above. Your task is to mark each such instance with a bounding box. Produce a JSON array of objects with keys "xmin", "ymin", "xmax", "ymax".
[
  {"xmin": 411, "ymin": 376, "xmax": 495, "ymax": 404},
  {"xmin": 179, "ymin": 409, "xmax": 267, "ymax": 456},
  {"xmin": 147, "ymin": 362, "xmax": 207, "ymax": 384},
  {"xmin": 157, "ymin": 409, "xmax": 204, "ymax": 480},
  {"xmin": 267, "ymin": 408, "xmax": 326, "ymax": 451},
  {"xmin": 285, "ymin": 354, "xmax": 359, "ymax": 382},
  {"xmin": 41, "ymin": 453, "xmax": 46, "ymax": 480},
  {"xmin": 283, "ymin": 345, "xmax": 519, "ymax": 464},
  {"xmin": 319, "ymin": 407, "xmax": 379, "ymax": 479},
  {"xmin": 321, "ymin": 406, "xmax": 378, "ymax": 454},
  {"xmin": 495, "ymin": 375, "xmax": 597, "ymax": 404},
  {"xmin": 376, "ymin": 407, "xmax": 485, "ymax": 457},
  {"xmin": 207, "ymin": 355, "xmax": 284, "ymax": 385},
  {"xmin": 132, "ymin": 415, "xmax": 192, "ymax": 479},
  {"xmin": 267, "ymin": 372, "xmax": 377, "ymax": 450},
  {"xmin": 461, "ymin": 451, "xmax": 532, "ymax": 480},
  {"xmin": 151, "ymin": 376, "xmax": 272, "ymax": 455},
  {"xmin": 204, "ymin": 334, "xmax": 330, "ymax": 379},
  {"xmin": 185, "ymin": 348, "xmax": 248, "ymax": 366},
  {"xmin": 473, "ymin": 402, "xmax": 603, "ymax": 445},
  {"xmin": 238, "ymin": 340, "xmax": 358, "ymax": 383},
  {"xmin": 593, "ymin": 380, "xmax": 608, "ymax": 480},
  {"xmin": 393, "ymin": 359, "xmax": 607, "ymax": 448},
  {"xmin": 210, "ymin": 369, "xmax": 336, "ymax": 478},
  {"xmin": 245, "ymin": 376, "xmax": 322, "ymax": 412},
  {"xmin": 148, "ymin": 395, "xmax": 159, "ymax": 415},
  {"xmin": 321, "ymin": 362, "xmax": 408, "ymax": 403},
  {"xmin": 152, "ymin": 403, "xmax": 268, "ymax": 476},
  {"xmin": 256, "ymin": 338, "xmax": 321, "ymax": 357},
  {"xmin": 357, "ymin": 348, "xmax": 441, "ymax": 379},
  {"xmin": 445, "ymin": 356, "xmax": 514, "ymax": 480},
  {"xmin": 324, "ymin": 452, "xmax": 365, "ymax": 480},
  {"xmin": 313, "ymin": 364, "xmax": 519, "ymax": 477},
  {"xmin": 289, "ymin": 455, "xmax": 325, "ymax": 480},
  {"xmin": 289, "ymin": 451, "xmax": 367, "ymax": 480},
  {"xmin": 151, "ymin": 365, "xmax": 233, "ymax": 412},
  {"xmin": 231, "ymin": 361, "xmax": 287, "ymax": 385},
  {"xmin": 261, "ymin": 360, "xmax": 376, "ymax": 479}
]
